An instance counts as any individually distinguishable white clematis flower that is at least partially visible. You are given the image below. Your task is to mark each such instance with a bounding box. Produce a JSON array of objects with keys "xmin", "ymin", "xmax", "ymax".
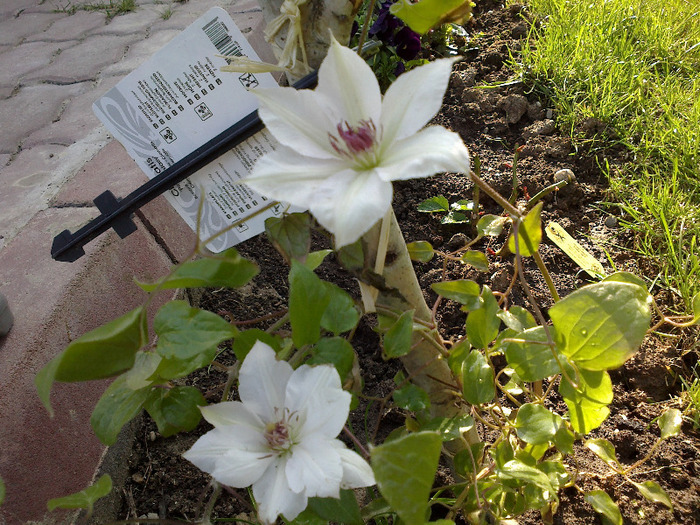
[
  {"xmin": 183, "ymin": 341, "xmax": 375, "ymax": 524},
  {"xmin": 245, "ymin": 36, "xmax": 470, "ymax": 248}
]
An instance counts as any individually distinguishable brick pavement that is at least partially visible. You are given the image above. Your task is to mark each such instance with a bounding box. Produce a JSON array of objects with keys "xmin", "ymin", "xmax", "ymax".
[{"xmin": 0, "ymin": 1, "xmax": 272, "ymax": 522}]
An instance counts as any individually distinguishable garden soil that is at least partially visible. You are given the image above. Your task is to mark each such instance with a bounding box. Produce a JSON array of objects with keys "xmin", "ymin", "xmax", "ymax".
[{"xmin": 111, "ymin": 1, "xmax": 700, "ymax": 523}]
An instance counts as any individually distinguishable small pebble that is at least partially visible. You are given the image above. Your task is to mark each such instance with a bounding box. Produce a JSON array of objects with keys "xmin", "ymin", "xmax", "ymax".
[
  {"xmin": 604, "ymin": 216, "xmax": 619, "ymax": 228},
  {"xmin": 446, "ymin": 233, "xmax": 468, "ymax": 250},
  {"xmin": 132, "ymin": 473, "xmax": 144, "ymax": 483},
  {"xmin": 149, "ymin": 431, "xmax": 157, "ymax": 442},
  {"xmin": 554, "ymin": 169, "xmax": 575, "ymax": 183}
]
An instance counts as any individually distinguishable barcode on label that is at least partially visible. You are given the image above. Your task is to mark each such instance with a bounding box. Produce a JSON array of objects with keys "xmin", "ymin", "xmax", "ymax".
[{"xmin": 202, "ymin": 17, "xmax": 243, "ymax": 58}]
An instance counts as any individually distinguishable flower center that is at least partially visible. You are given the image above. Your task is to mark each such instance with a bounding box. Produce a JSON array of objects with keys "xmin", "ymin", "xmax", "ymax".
[
  {"xmin": 329, "ymin": 119, "xmax": 380, "ymax": 169},
  {"xmin": 263, "ymin": 409, "xmax": 298, "ymax": 454}
]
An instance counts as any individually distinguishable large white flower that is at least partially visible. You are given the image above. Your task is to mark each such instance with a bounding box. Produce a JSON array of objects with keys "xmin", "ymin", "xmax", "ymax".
[
  {"xmin": 183, "ymin": 341, "xmax": 375, "ymax": 524},
  {"xmin": 245, "ymin": 36, "xmax": 470, "ymax": 247}
]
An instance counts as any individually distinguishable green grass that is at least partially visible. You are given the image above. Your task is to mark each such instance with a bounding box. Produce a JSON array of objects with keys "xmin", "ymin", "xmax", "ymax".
[
  {"xmin": 516, "ymin": 0, "xmax": 700, "ymax": 306},
  {"xmin": 56, "ymin": 0, "xmax": 136, "ymax": 18}
]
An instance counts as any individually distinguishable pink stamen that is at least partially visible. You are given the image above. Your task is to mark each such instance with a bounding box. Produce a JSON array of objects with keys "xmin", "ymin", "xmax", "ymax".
[{"xmin": 329, "ymin": 119, "xmax": 378, "ymax": 158}]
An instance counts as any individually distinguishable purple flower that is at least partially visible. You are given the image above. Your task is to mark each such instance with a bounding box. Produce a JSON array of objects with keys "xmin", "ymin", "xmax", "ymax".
[{"xmin": 395, "ymin": 26, "xmax": 421, "ymax": 60}]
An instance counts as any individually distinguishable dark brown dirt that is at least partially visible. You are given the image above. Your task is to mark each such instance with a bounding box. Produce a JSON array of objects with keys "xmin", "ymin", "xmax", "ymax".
[{"xmin": 112, "ymin": 2, "xmax": 700, "ymax": 524}]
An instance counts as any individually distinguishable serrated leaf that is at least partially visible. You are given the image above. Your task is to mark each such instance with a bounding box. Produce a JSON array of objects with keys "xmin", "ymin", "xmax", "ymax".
[
  {"xmin": 658, "ymin": 408, "xmax": 683, "ymax": 439},
  {"xmin": 418, "ymin": 195, "xmax": 450, "ymax": 212},
  {"xmin": 431, "ymin": 279, "xmax": 481, "ymax": 308},
  {"xmin": 460, "ymin": 251, "xmax": 489, "ymax": 271},
  {"xmin": 585, "ymin": 438, "xmax": 622, "ymax": 471},
  {"xmin": 265, "ymin": 212, "xmax": 311, "ymax": 265},
  {"xmin": 504, "ymin": 326, "xmax": 560, "ymax": 382},
  {"xmin": 584, "ymin": 490, "xmax": 622, "ymax": 525},
  {"xmin": 289, "ymin": 262, "xmax": 331, "ymax": 347},
  {"xmin": 508, "ymin": 202, "xmax": 543, "ymax": 257},
  {"xmin": 477, "ymin": 214, "xmax": 509, "ymax": 238},
  {"xmin": 304, "ymin": 249, "xmax": 332, "ymax": 271},
  {"xmin": 308, "ymin": 490, "xmax": 363, "ymax": 525},
  {"xmin": 155, "ymin": 301, "xmax": 236, "ymax": 360},
  {"xmin": 550, "ymin": 281, "xmax": 651, "ymax": 370},
  {"xmin": 497, "ymin": 306, "xmax": 537, "ymax": 332},
  {"xmin": 371, "ymin": 432, "xmax": 442, "ymax": 525},
  {"xmin": 391, "ymin": 0, "xmax": 471, "ymax": 33},
  {"xmin": 461, "ymin": 350, "xmax": 495, "ymax": 404},
  {"xmin": 497, "ymin": 459, "xmax": 554, "ymax": 492},
  {"xmin": 309, "ymin": 337, "xmax": 355, "ymax": 379},
  {"xmin": 383, "ymin": 309, "xmax": 415, "ymax": 358},
  {"xmin": 516, "ymin": 403, "xmax": 566, "ymax": 445},
  {"xmin": 90, "ymin": 375, "xmax": 152, "ymax": 445},
  {"xmin": 407, "ymin": 241, "xmax": 435, "ymax": 262},
  {"xmin": 394, "ymin": 383, "xmax": 431, "ymax": 412},
  {"xmin": 37, "ymin": 307, "xmax": 147, "ymax": 414},
  {"xmin": 232, "ymin": 329, "xmax": 282, "ymax": 362},
  {"xmin": 144, "ymin": 386, "xmax": 205, "ymax": 437},
  {"xmin": 47, "ymin": 474, "xmax": 112, "ymax": 512},
  {"xmin": 631, "ymin": 480, "xmax": 673, "ymax": 509},
  {"xmin": 560, "ymin": 368, "xmax": 613, "ymax": 434},
  {"xmin": 321, "ymin": 282, "xmax": 360, "ymax": 335},
  {"xmin": 466, "ymin": 286, "xmax": 500, "ymax": 349},
  {"xmin": 137, "ymin": 248, "xmax": 258, "ymax": 291}
]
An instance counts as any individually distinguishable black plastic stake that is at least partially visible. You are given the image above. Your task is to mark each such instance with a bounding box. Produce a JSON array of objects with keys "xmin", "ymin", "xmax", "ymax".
[{"xmin": 51, "ymin": 70, "xmax": 318, "ymax": 262}]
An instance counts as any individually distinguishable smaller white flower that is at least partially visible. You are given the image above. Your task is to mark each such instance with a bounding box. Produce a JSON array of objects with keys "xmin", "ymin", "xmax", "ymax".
[
  {"xmin": 245, "ymin": 35, "xmax": 470, "ymax": 248},
  {"xmin": 183, "ymin": 341, "xmax": 374, "ymax": 524}
]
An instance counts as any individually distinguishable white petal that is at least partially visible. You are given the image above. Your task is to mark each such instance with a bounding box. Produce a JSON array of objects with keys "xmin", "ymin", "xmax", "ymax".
[
  {"xmin": 316, "ymin": 35, "xmax": 382, "ymax": 126},
  {"xmin": 183, "ymin": 426, "xmax": 273, "ymax": 488},
  {"xmin": 255, "ymin": 87, "xmax": 338, "ymax": 159},
  {"xmin": 376, "ymin": 127, "xmax": 470, "ymax": 182},
  {"xmin": 239, "ymin": 341, "xmax": 293, "ymax": 421},
  {"xmin": 286, "ymin": 436, "xmax": 343, "ymax": 498},
  {"xmin": 286, "ymin": 364, "xmax": 350, "ymax": 439},
  {"xmin": 244, "ymin": 147, "xmax": 349, "ymax": 207},
  {"xmin": 253, "ymin": 458, "xmax": 308, "ymax": 524},
  {"xmin": 309, "ymin": 169, "xmax": 393, "ymax": 248},
  {"xmin": 199, "ymin": 401, "xmax": 264, "ymax": 430},
  {"xmin": 330, "ymin": 440, "xmax": 376, "ymax": 488},
  {"xmin": 380, "ymin": 57, "xmax": 460, "ymax": 144}
]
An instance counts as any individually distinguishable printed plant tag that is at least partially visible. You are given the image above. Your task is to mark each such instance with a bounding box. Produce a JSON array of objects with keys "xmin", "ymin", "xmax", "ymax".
[
  {"xmin": 93, "ymin": 7, "xmax": 291, "ymax": 252},
  {"xmin": 545, "ymin": 222, "xmax": 606, "ymax": 278}
]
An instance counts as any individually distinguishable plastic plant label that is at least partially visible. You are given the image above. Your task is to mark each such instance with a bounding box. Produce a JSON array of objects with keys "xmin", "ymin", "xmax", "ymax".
[
  {"xmin": 93, "ymin": 7, "xmax": 293, "ymax": 252},
  {"xmin": 545, "ymin": 222, "xmax": 605, "ymax": 278}
]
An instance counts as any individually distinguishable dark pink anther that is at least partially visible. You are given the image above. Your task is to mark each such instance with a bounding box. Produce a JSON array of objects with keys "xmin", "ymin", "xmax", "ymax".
[{"xmin": 329, "ymin": 119, "xmax": 378, "ymax": 159}]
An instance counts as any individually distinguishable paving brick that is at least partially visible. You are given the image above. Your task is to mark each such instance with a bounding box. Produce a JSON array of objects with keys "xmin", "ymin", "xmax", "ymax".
[
  {"xmin": 0, "ymin": 11, "xmax": 66, "ymax": 46},
  {"xmin": 0, "ymin": 206, "xmax": 178, "ymax": 524},
  {"xmin": 25, "ymin": 10, "xmax": 106, "ymax": 42},
  {"xmin": 23, "ymin": 34, "xmax": 132, "ymax": 84},
  {"xmin": 101, "ymin": 28, "xmax": 180, "ymax": 77},
  {"xmin": 0, "ymin": 84, "xmax": 15, "ymax": 100},
  {"xmin": 0, "ymin": 154, "xmax": 9, "ymax": 169},
  {"xmin": 0, "ymin": 82, "xmax": 88, "ymax": 153},
  {"xmin": 138, "ymin": 193, "xmax": 199, "ymax": 263},
  {"xmin": 0, "ymin": 40, "xmax": 61, "ymax": 81},
  {"xmin": 89, "ymin": 4, "xmax": 161, "ymax": 36},
  {"xmin": 0, "ymin": 0, "xmax": 43, "ymax": 18}
]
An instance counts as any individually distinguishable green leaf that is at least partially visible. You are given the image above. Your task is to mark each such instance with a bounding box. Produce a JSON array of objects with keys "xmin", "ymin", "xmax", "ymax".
[
  {"xmin": 504, "ymin": 326, "xmax": 560, "ymax": 381},
  {"xmin": 452, "ymin": 199, "xmax": 475, "ymax": 212},
  {"xmin": 603, "ymin": 271, "xmax": 647, "ymax": 289},
  {"xmin": 286, "ymin": 507, "xmax": 327, "ymax": 525},
  {"xmin": 461, "ymin": 350, "xmax": 495, "ymax": 404},
  {"xmin": 265, "ymin": 212, "xmax": 311, "ymax": 265},
  {"xmin": 417, "ymin": 195, "xmax": 449, "ymax": 212},
  {"xmin": 371, "ymin": 431, "xmax": 442, "ymax": 525},
  {"xmin": 431, "ymin": 279, "xmax": 481, "ymax": 308},
  {"xmin": 289, "ymin": 262, "xmax": 331, "ymax": 347},
  {"xmin": 391, "ymin": 0, "xmax": 471, "ymax": 33},
  {"xmin": 459, "ymin": 251, "xmax": 489, "ymax": 271},
  {"xmin": 691, "ymin": 292, "xmax": 700, "ymax": 325},
  {"xmin": 304, "ymin": 249, "xmax": 333, "ymax": 271},
  {"xmin": 585, "ymin": 438, "xmax": 622, "ymax": 471},
  {"xmin": 37, "ymin": 307, "xmax": 146, "ymax": 411},
  {"xmin": 549, "ymin": 281, "xmax": 651, "ymax": 370},
  {"xmin": 453, "ymin": 443, "xmax": 485, "ymax": 477},
  {"xmin": 466, "ymin": 286, "xmax": 500, "ymax": 349},
  {"xmin": 658, "ymin": 408, "xmax": 683, "ymax": 439},
  {"xmin": 553, "ymin": 426, "xmax": 575, "ymax": 455},
  {"xmin": 631, "ymin": 480, "xmax": 673, "ymax": 510},
  {"xmin": 308, "ymin": 490, "xmax": 363, "ymax": 525},
  {"xmin": 559, "ymin": 368, "xmax": 613, "ymax": 434},
  {"xmin": 90, "ymin": 374, "xmax": 152, "ymax": 445},
  {"xmin": 497, "ymin": 459, "xmax": 554, "ymax": 492},
  {"xmin": 0, "ymin": 475, "xmax": 5, "ymax": 506},
  {"xmin": 538, "ymin": 461, "xmax": 571, "ymax": 491},
  {"xmin": 477, "ymin": 214, "xmax": 509, "ymax": 238},
  {"xmin": 383, "ymin": 309, "xmax": 415, "ymax": 358},
  {"xmin": 508, "ymin": 202, "xmax": 543, "ymax": 257},
  {"xmin": 515, "ymin": 403, "xmax": 566, "ymax": 445},
  {"xmin": 309, "ymin": 337, "xmax": 355, "ymax": 379},
  {"xmin": 441, "ymin": 211, "xmax": 468, "ymax": 224},
  {"xmin": 584, "ymin": 490, "xmax": 622, "ymax": 525},
  {"xmin": 144, "ymin": 386, "xmax": 206, "ymax": 437},
  {"xmin": 337, "ymin": 240, "xmax": 364, "ymax": 271},
  {"xmin": 232, "ymin": 329, "xmax": 282, "ymax": 362},
  {"xmin": 137, "ymin": 248, "xmax": 258, "ymax": 291},
  {"xmin": 155, "ymin": 301, "xmax": 236, "ymax": 360},
  {"xmin": 407, "ymin": 241, "xmax": 435, "ymax": 262},
  {"xmin": 47, "ymin": 474, "xmax": 112, "ymax": 512},
  {"xmin": 421, "ymin": 414, "xmax": 475, "ymax": 441},
  {"xmin": 497, "ymin": 306, "xmax": 537, "ymax": 332},
  {"xmin": 393, "ymin": 383, "xmax": 431, "ymax": 412},
  {"xmin": 321, "ymin": 282, "xmax": 360, "ymax": 335}
]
